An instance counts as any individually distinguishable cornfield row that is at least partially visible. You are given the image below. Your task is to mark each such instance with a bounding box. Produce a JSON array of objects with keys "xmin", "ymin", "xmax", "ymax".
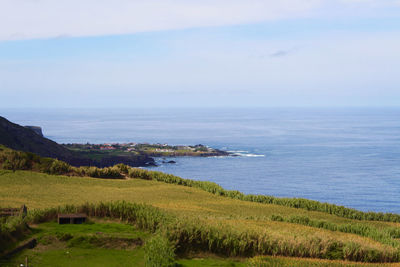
[{"xmin": 270, "ymin": 215, "xmax": 400, "ymax": 248}]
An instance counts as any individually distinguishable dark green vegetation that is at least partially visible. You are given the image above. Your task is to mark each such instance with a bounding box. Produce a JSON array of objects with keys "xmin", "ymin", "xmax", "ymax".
[
  {"xmin": 0, "ymin": 116, "xmax": 154, "ymax": 167},
  {"xmin": 0, "ymin": 144, "xmax": 127, "ymax": 178},
  {"xmin": 0, "ymin": 215, "xmax": 30, "ymax": 253}
]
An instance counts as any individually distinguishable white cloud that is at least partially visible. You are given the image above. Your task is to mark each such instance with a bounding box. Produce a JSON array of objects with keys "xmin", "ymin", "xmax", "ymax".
[
  {"xmin": 339, "ymin": 0, "xmax": 399, "ymax": 5},
  {"xmin": 1, "ymin": 0, "xmax": 399, "ymax": 41},
  {"xmin": 2, "ymin": 0, "xmax": 400, "ymax": 41},
  {"xmin": 0, "ymin": 0, "xmax": 325, "ymax": 41}
]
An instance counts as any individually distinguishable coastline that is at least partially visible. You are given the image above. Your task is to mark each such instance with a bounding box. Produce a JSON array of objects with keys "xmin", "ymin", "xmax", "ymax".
[{"xmin": 63, "ymin": 142, "xmax": 232, "ymax": 167}]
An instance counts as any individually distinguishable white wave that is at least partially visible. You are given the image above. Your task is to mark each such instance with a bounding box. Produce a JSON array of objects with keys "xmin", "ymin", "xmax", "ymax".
[{"xmin": 233, "ymin": 152, "xmax": 265, "ymax": 157}]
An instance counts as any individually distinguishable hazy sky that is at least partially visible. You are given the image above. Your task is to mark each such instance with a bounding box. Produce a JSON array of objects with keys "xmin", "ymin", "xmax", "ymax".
[{"xmin": 1, "ymin": 0, "xmax": 400, "ymax": 108}]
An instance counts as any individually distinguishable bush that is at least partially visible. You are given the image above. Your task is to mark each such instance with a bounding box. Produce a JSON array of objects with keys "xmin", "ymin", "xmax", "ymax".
[
  {"xmin": 47, "ymin": 159, "xmax": 71, "ymax": 175},
  {"xmin": 0, "ymin": 151, "xmax": 32, "ymax": 172},
  {"xmin": 0, "ymin": 216, "xmax": 29, "ymax": 252}
]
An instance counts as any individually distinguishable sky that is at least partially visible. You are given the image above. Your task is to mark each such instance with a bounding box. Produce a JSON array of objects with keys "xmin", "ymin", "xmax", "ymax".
[{"xmin": 0, "ymin": 0, "xmax": 400, "ymax": 108}]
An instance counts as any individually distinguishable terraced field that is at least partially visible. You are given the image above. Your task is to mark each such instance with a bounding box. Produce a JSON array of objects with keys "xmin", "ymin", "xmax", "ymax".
[{"xmin": 1, "ymin": 170, "xmax": 400, "ymax": 265}]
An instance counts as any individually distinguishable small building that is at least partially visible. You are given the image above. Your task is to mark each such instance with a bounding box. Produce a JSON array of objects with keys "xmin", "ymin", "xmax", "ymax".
[{"xmin": 58, "ymin": 213, "xmax": 87, "ymax": 224}]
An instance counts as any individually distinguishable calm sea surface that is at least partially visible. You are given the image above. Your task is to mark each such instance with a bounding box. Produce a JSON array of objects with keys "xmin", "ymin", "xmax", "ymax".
[{"xmin": 2, "ymin": 108, "xmax": 400, "ymax": 213}]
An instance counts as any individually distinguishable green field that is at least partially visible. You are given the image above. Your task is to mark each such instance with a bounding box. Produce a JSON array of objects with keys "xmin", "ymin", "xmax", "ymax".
[
  {"xmin": 1, "ymin": 220, "xmax": 246, "ymax": 267},
  {"xmin": 1, "ymin": 169, "xmax": 400, "ymax": 266}
]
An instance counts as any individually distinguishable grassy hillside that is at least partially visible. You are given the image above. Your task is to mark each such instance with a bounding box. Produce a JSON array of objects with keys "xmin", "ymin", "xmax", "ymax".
[{"xmin": 1, "ymin": 170, "xmax": 400, "ymax": 265}]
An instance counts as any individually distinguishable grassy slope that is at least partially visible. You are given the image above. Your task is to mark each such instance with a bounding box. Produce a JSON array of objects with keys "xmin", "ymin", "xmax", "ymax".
[
  {"xmin": 0, "ymin": 170, "xmax": 392, "ymax": 224},
  {"xmin": 1, "ymin": 170, "xmax": 400, "ymax": 262}
]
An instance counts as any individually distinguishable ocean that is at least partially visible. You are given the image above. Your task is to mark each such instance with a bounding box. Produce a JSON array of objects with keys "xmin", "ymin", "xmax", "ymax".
[{"xmin": 2, "ymin": 107, "xmax": 400, "ymax": 213}]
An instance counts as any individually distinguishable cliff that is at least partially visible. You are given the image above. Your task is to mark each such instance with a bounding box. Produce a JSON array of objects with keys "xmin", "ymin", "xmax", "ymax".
[
  {"xmin": 24, "ymin": 126, "xmax": 43, "ymax": 137},
  {"xmin": 0, "ymin": 116, "xmax": 154, "ymax": 167}
]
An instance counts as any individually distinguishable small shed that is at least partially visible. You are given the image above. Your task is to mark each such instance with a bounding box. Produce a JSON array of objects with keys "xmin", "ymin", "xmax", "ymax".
[{"xmin": 58, "ymin": 213, "xmax": 87, "ymax": 224}]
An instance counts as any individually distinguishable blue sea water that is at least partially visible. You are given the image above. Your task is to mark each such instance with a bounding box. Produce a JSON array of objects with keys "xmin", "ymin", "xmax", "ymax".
[{"xmin": 1, "ymin": 107, "xmax": 400, "ymax": 213}]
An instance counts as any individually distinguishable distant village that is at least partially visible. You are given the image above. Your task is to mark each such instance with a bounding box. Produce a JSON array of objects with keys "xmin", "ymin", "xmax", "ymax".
[{"xmin": 63, "ymin": 142, "xmax": 221, "ymax": 156}]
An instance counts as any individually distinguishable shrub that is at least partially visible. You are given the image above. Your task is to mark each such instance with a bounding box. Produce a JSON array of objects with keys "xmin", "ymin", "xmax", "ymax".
[
  {"xmin": 0, "ymin": 151, "xmax": 32, "ymax": 172},
  {"xmin": 0, "ymin": 216, "xmax": 29, "ymax": 252},
  {"xmin": 47, "ymin": 159, "xmax": 71, "ymax": 175}
]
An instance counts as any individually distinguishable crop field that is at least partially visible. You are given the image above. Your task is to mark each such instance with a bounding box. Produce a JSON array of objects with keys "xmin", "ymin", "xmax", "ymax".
[{"xmin": 1, "ymin": 170, "xmax": 400, "ymax": 265}]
